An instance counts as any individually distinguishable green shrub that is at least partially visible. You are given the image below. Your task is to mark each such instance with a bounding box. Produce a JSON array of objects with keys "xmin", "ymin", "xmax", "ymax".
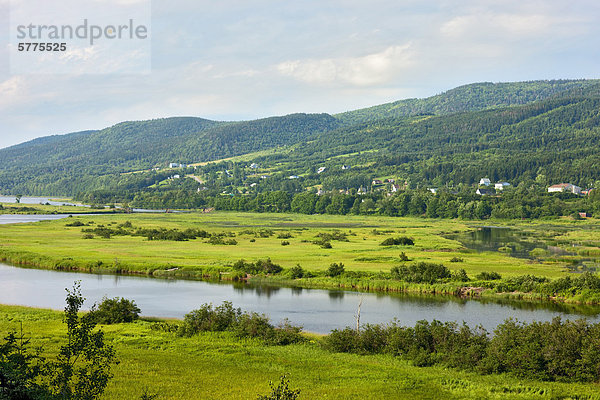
[
  {"xmin": 257, "ymin": 375, "xmax": 300, "ymax": 400},
  {"xmin": 452, "ymin": 269, "xmax": 469, "ymax": 282},
  {"xmin": 178, "ymin": 302, "xmax": 241, "ymax": 337},
  {"xmin": 380, "ymin": 237, "xmax": 414, "ymax": 246},
  {"xmin": 476, "ymin": 271, "xmax": 502, "ymax": 280},
  {"xmin": 326, "ymin": 263, "xmax": 345, "ymax": 277},
  {"xmin": 289, "ymin": 265, "xmax": 304, "ymax": 279},
  {"xmin": 281, "ymin": 240, "xmax": 290, "ymax": 246},
  {"xmin": 232, "ymin": 259, "xmax": 283, "ymax": 275},
  {"xmin": 93, "ymin": 297, "xmax": 141, "ymax": 324},
  {"xmin": 391, "ymin": 262, "xmax": 450, "ymax": 284}
]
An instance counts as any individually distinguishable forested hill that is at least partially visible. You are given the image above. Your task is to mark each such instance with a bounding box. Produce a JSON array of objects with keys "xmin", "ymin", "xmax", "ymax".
[
  {"xmin": 335, "ymin": 79, "xmax": 600, "ymax": 125},
  {"xmin": 2, "ymin": 79, "xmax": 600, "ymax": 196},
  {"xmin": 0, "ymin": 113, "xmax": 339, "ymax": 195}
]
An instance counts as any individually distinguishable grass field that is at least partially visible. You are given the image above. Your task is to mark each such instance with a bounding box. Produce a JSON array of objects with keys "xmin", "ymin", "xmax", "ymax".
[
  {"xmin": 1, "ymin": 211, "xmax": 599, "ymax": 281},
  {"xmin": 2, "ymin": 304, "xmax": 600, "ymax": 400}
]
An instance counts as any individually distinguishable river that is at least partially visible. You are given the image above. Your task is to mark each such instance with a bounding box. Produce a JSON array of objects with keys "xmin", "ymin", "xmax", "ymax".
[{"xmin": 1, "ymin": 215, "xmax": 600, "ymax": 334}]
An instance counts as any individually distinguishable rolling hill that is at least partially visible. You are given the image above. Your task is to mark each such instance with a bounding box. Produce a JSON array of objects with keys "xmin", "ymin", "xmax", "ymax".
[{"xmin": 1, "ymin": 79, "xmax": 600, "ymax": 196}]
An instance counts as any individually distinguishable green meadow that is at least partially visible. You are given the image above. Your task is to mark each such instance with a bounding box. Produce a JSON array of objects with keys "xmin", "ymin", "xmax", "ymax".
[
  {"xmin": 2, "ymin": 304, "xmax": 600, "ymax": 400},
  {"xmin": 1, "ymin": 211, "xmax": 598, "ymax": 280}
]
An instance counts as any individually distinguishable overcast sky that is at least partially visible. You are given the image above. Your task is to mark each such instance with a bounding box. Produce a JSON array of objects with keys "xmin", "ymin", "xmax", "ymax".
[{"xmin": 1, "ymin": 0, "xmax": 599, "ymax": 149}]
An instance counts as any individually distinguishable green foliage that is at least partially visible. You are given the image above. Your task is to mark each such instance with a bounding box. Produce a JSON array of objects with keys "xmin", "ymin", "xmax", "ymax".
[
  {"xmin": 324, "ymin": 316, "xmax": 600, "ymax": 383},
  {"xmin": 391, "ymin": 262, "xmax": 451, "ymax": 284},
  {"xmin": 232, "ymin": 259, "xmax": 283, "ymax": 275},
  {"xmin": 326, "ymin": 263, "xmax": 345, "ymax": 277},
  {"xmin": 92, "ymin": 297, "xmax": 141, "ymax": 324},
  {"xmin": 289, "ymin": 265, "xmax": 304, "ymax": 279},
  {"xmin": 177, "ymin": 302, "xmax": 305, "ymax": 346},
  {"xmin": 452, "ymin": 269, "xmax": 470, "ymax": 282},
  {"xmin": 476, "ymin": 271, "xmax": 502, "ymax": 280},
  {"xmin": 47, "ymin": 283, "xmax": 117, "ymax": 400},
  {"xmin": 257, "ymin": 375, "xmax": 301, "ymax": 400},
  {"xmin": 380, "ymin": 237, "xmax": 414, "ymax": 246},
  {"xmin": 0, "ymin": 283, "xmax": 116, "ymax": 400},
  {"xmin": 0, "ymin": 329, "xmax": 52, "ymax": 399}
]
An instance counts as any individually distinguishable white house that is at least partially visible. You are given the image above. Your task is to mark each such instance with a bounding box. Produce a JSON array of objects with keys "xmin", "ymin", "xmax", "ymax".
[
  {"xmin": 317, "ymin": 167, "xmax": 327, "ymax": 174},
  {"xmin": 495, "ymin": 182, "xmax": 511, "ymax": 190},
  {"xmin": 250, "ymin": 163, "xmax": 259, "ymax": 169},
  {"xmin": 288, "ymin": 175, "xmax": 300, "ymax": 179},
  {"xmin": 476, "ymin": 188, "xmax": 493, "ymax": 196},
  {"xmin": 548, "ymin": 183, "xmax": 582, "ymax": 195},
  {"xmin": 479, "ymin": 178, "xmax": 491, "ymax": 186},
  {"xmin": 428, "ymin": 188, "xmax": 438, "ymax": 194},
  {"xmin": 341, "ymin": 165, "xmax": 351, "ymax": 170}
]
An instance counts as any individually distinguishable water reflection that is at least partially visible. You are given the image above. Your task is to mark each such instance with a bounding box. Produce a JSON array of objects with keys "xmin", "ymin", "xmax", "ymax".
[{"xmin": 2, "ymin": 263, "xmax": 600, "ymax": 334}]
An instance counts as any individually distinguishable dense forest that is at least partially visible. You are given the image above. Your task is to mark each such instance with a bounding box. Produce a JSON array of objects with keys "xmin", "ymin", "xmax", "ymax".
[{"xmin": 2, "ymin": 79, "xmax": 600, "ymax": 219}]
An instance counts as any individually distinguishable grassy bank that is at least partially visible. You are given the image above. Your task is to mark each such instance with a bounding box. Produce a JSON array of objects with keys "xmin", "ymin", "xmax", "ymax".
[
  {"xmin": 1, "ymin": 211, "xmax": 600, "ymax": 303},
  {"xmin": 0, "ymin": 202, "xmax": 124, "ymax": 214},
  {"xmin": 2, "ymin": 304, "xmax": 600, "ymax": 399}
]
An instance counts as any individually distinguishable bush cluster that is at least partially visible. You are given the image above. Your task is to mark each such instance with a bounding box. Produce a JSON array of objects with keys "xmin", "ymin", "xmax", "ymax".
[
  {"xmin": 380, "ymin": 236, "xmax": 414, "ymax": 246},
  {"xmin": 326, "ymin": 263, "xmax": 345, "ymax": 277},
  {"xmin": 177, "ymin": 302, "xmax": 305, "ymax": 345},
  {"xmin": 232, "ymin": 258, "xmax": 283, "ymax": 275},
  {"xmin": 92, "ymin": 297, "xmax": 141, "ymax": 324},
  {"xmin": 323, "ymin": 317, "xmax": 600, "ymax": 382},
  {"xmin": 391, "ymin": 262, "xmax": 451, "ymax": 284},
  {"xmin": 476, "ymin": 271, "xmax": 502, "ymax": 280}
]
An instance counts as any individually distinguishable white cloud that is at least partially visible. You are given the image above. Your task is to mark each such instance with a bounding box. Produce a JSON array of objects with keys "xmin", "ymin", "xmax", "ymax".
[
  {"xmin": 440, "ymin": 12, "xmax": 585, "ymax": 39},
  {"xmin": 276, "ymin": 44, "xmax": 415, "ymax": 87}
]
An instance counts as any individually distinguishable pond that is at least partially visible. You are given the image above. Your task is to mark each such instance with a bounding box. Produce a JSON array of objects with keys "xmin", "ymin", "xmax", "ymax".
[
  {"xmin": 446, "ymin": 226, "xmax": 599, "ymax": 272},
  {"xmin": 445, "ymin": 225, "xmax": 578, "ymax": 258},
  {"xmin": 1, "ymin": 263, "xmax": 600, "ymax": 334}
]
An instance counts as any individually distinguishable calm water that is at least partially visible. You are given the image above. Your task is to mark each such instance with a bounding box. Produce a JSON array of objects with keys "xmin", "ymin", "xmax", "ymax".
[
  {"xmin": 0, "ymin": 196, "xmax": 84, "ymax": 207},
  {"xmin": 2, "ymin": 216, "xmax": 600, "ymax": 333},
  {"xmin": 0, "ymin": 214, "xmax": 71, "ymax": 224},
  {"xmin": 1, "ymin": 263, "xmax": 600, "ymax": 334}
]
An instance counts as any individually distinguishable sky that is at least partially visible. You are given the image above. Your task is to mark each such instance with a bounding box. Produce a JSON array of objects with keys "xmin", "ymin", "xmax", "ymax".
[{"xmin": 1, "ymin": 0, "xmax": 599, "ymax": 149}]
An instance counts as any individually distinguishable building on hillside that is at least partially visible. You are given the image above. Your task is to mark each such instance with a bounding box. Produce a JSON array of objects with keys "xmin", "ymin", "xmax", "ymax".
[
  {"xmin": 548, "ymin": 183, "xmax": 581, "ymax": 195},
  {"xmin": 250, "ymin": 163, "xmax": 259, "ymax": 169},
  {"xmin": 357, "ymin": 186, "xmax": 367, "ymax": 195},
  {"xmin": 476, "ymin": 188, "xmax": 493, "ymax": 196},
  {"xmin": 372, "ymin": 179, "xmax": 383, "ymax": 185},
  {"xmin": 579, "ymin": 212, "xmax": 591, "ymax": 218},
  {"xmin": 391, "ymin": 184, "xmax": 401, "ymax": 193},
  {"xmin": 479, "ymin": 178, "xmax": 491, "ymax": 186},
  {"xmin": 317, "ymin": 188, "xmax": 325, "ymax": 196},
  {"xmin": 288, "ymin": 175, "xmax": 300, "ymax": 179},
  {"xmin": 169, "ymin": 162, "xmax": 186, "ymax": 168},
  {"xmin": 495, "ymin": 182, "xmax": 511, "ymax": 190},
  {"xmin": 429, "ymin": 188, "xmax": 438, "ymax": 194},
  {"xmin": 341, "ymin": 165, "xmax": 351, "ymax": 170},
  {"xmin": 317, "ymin": 167, "xmax": 327, "ymax": 174}
]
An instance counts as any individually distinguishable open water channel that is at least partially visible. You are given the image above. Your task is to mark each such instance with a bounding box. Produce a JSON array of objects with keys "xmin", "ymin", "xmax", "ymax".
[{"xmin": 1, "ymin": 214, "xmax": 600, "ymax": 334}]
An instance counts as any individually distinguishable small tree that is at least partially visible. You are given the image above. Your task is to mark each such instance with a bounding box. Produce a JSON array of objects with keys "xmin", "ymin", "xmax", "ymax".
[
  {"xmin": 0, "ymin": 326, "xmax": 52, "ymax": 399},
  {"xmin": 47, "ymin": 282, "xmax": 117, "ymax": 400},
  {"xmin": 257, "ymin": 375, "xmax": 300, "ymax": 400}
]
